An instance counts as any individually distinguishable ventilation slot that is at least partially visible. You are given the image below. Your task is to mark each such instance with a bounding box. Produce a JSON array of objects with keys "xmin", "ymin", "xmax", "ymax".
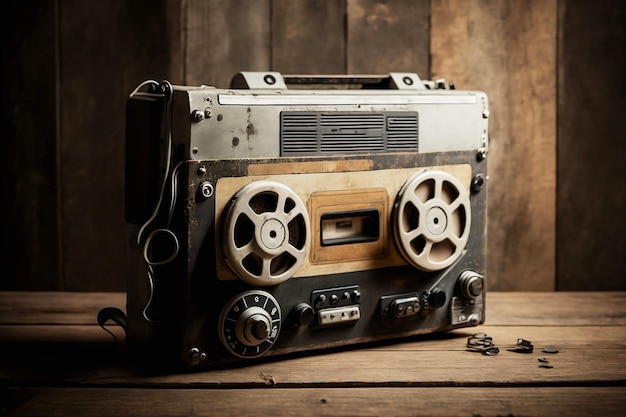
[
  {"xmin": 387, "ymin": 115, "xmax": 419, "ymax": 151},
  {"xmin": 281, "ymin": 111, "xmax": 418, "ymax": 155},
  {"xmin": 281, "ymin": 114, "xmax": 318, "ymax": 153}
]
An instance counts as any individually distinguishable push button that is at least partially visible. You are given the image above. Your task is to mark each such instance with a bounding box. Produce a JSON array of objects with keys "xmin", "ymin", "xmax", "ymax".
[
  {"xmin": 391, "ymin": 296, "xmax": 420, "ymax": 318},
  {"xmin": 317, "ymin": 306, "xmax": 361, "ymax": 326}
]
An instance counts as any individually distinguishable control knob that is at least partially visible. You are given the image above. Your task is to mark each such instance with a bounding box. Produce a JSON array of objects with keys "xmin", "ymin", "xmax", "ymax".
[
  {"xmin": 239, "ymin": 307, "xmax": 272, "ymax": 346},
  {"xmin": 458, "ymin": 270, "xmax": 484, "ymax": 299},
  {"xmin": 420, "ymin": 289, "xmax": 447, "ymax": 316},
  {"xmin": 219, "ymin": 290, "xmax": 282, "ymax": 358},
  {"xmin": 291, "ymin": 303, "xmax": 314, "ymax": 327}
]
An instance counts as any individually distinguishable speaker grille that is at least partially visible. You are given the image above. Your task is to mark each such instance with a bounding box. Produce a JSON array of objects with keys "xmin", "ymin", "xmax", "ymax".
[{"xmin": 281, "ymin": 111, "xmax": 418, "ymax": 155}]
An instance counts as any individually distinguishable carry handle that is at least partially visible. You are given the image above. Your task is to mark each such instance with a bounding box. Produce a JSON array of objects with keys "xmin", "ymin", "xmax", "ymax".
[{"xmin": 230, "ymin": 71, "xmax": 426, "ymax": 90}]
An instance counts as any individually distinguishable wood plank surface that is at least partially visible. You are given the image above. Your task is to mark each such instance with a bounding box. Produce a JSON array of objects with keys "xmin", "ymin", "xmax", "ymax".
[
  {"xmin": 3, "ymin": 387, "xmax": 625, "ymax": 417},
  {"xmin": 1, "ymin": 291, "xmax": 624, "ymax": 416},
  {"xmin": 1, "ymin": 325, "xmax": 624, "ymax": 387},
  {"xmin": 431, "ymin": 0, "xmax": 558, "ymax": 291}
]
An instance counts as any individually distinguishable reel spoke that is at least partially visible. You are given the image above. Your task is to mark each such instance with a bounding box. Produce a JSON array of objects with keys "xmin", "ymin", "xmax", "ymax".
[
  {"xmin": 448, "ymin": 195, "xmax": 463, "ymax": 212},
  {"xmin": 260, "ymin": 256, "xmax": 273, "ymax": 279},
  {"xmin": 232, "ymin": 240, "xmax": 255, "ymax": 262},
  {"xmin": 407, "ymin": 191, "xmax": 425, "ymax": 211},
  {"xmin": 283, "ymin": 206, "xmax": 305, "ymax": 223},
  {"xmin": 433, "ymin": 176, "xmax": 444, "ymax": 200},
  {"xmin": 447, "ymin": 229, "xmax": 463, "ymax": 245},
  {"xmin": 241, "ymin": 203, "xmax": 263, "ymax": 224},
  {"xmin": 284, "ymin": 243, "xmax": 305, "ymax": 258},
  {"xmin": 404, "ymin": 224, "xmax": 424, "ymax": 242},
  {"xmin": 417, "ymin": 240, "xmax": 434, "ymax": 259},
  {"xmin": 276, "ymin": 192, "xmax": 289, "ymax": 215}
]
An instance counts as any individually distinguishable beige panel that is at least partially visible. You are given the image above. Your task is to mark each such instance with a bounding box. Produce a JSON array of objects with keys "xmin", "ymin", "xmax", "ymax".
[
  {"xmin": 215, "ymin": 165, "xmax": 472, "ymax": 280},
  {"xmin": 249, "ymin": 159, "xmax": 374, "ymax": 175}
]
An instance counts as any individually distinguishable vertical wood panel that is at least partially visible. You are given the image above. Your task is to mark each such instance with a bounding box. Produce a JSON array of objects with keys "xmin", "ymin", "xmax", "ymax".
[
  {"xmin": 8, "ymin": 0, "xmax": 623, "ymax": 292},
  {"xmin": 557, "ymin": 0, "xmax": 626, "ymax": 290},
  {"xmin": 184, "ymin": 0, "xmax": 271, "ymax": 88},
  {"xmin": 271, "ymin": 0, "xmax": 346, "ymax": 74},
  {"xmin": 2, "ymin": 0, "xmax": 59, "ymax": 290},
  {"xmin": 347, "ymin": 0, "xmax": 430, "ymax": 77},
  {"xmin": 431, "ymin": 0, "xmax": 557, "ymax": 291},
  {"xmin": 59, "ymin": 0, "xmax": 183, "ymax": 290}
]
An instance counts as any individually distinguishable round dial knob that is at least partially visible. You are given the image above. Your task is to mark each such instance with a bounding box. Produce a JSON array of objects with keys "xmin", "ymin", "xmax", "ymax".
[
  {"xmin": 458, "ymin": 270, "xmax": 484, "ymax": 299},
  {"xmin": 239, "ymin": 308, "xmax": 272, "ymax": 346},
  {"xmin": 219, "ymin": 291, "xmax": 281, "ymax": 358}
]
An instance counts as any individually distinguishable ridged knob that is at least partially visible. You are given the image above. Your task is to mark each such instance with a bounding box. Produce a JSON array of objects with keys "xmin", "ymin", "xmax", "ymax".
[
  {"xmin": 458, "ymin": 270, "xmax": 484, "ymax": 299},
  {"xmin": 291, "ymin": 303, "xmax": 314, "ymax": 327}
]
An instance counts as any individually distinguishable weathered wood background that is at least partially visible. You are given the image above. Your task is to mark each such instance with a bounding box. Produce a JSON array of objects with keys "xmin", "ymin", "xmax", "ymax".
[{"xmin": 3, "ymin": 0, "xmax": 625, "ymax": 291}]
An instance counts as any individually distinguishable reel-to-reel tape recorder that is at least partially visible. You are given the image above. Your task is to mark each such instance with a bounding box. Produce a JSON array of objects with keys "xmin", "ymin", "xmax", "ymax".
[{"xmin": 124, "ymin": 71, "xmax": 489, "ymax": 367}]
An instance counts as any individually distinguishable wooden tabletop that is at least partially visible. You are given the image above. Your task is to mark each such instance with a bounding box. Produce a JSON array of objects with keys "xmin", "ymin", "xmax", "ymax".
[{"xmin": 1, "ymin": 291, "xmax": 625, "ymax": 416}]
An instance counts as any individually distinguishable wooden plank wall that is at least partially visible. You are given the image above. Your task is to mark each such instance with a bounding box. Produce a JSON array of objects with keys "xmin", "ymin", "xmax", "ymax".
[
  {"xmin": 3, "ymin": 0, "xmax": 60, "ymax": 290},
  {"xmin": 2, "ymin": 0, "xmax": 625, "ymax": 291},
  {"xmin": 431, "ymin": 0, "xmax": 558, "ymax": 291},
  {"xmin": 556, "ymin": 0, "xmax": 626, "ymax": 290}
]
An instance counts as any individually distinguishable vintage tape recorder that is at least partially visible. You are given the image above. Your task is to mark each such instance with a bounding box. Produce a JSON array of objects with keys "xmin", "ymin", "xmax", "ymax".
[{"xmin": 124, "ymin": 71, "xmax": 489, "ymax": 367}]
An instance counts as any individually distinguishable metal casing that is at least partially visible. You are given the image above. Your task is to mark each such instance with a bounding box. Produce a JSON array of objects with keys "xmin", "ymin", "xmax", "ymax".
[{"xmin": 124, "ymin": 72, "xmax": 489, "ymax": 367}]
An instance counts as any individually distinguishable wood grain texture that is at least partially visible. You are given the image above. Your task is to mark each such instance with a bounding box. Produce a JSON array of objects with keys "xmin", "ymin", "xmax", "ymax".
[
  {"xmin": 556, "ymin": 0, "xmax": 626, "ymax": 290},
  {"xmin": 2, "ymin": 0, "xmax": 59, "ymax": 290},
  {"xmin": 1, "ymin": 292, "xmax": 625, "ymax": 416},
  {"xmin": 2, "ymin": 325, "xmax": 624, "ymax": 387},
  {"xmin": 271, "ymin": 0, "xmax": 346, "ymax": 74},
  {"xmin": 57, "ymin": 0, "xmax": 184, "ymax": 291},
  {"xmin": 4, "ymin": 1, "xmax": 624, "ymax": 293},
  {"xmin": 347, "ymin": 0, "xmax": 430, "ymax": 76},
  {"xmin": 0, "ymin": 292, "xmax": 625, "ymax": 386},
  {"xmin": 431, "ymin": 0, "xmax": 558, "ymax": 291},
  {"xmin": 184, "ymin": 0, "xmax": 271, "ymax": 87},
  {"xmin": 3, "ymin": 387, "xmax": 626, "ymax": 417}
]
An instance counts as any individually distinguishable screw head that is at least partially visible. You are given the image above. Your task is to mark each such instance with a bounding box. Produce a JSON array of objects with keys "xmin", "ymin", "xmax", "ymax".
[
  {"xmin": 471, "ymin": 174, "xmax": 485, "ymax": 193},
  {"xmin": 199, "ymin": 181, "xmax": 214, "ymax": 199},
  {"xmin": 188, "ymin": 347, "xmax": 201, "ymax": 365},
  {"xmin": 191, "ymin": 109, "xmax": 204, "ymax": 122}
]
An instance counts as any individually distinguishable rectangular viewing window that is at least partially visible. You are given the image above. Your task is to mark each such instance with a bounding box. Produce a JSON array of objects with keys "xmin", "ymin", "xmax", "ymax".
[{"xmin": 320, "ymin": 209, "xmax": 380, "ymax": 246}]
